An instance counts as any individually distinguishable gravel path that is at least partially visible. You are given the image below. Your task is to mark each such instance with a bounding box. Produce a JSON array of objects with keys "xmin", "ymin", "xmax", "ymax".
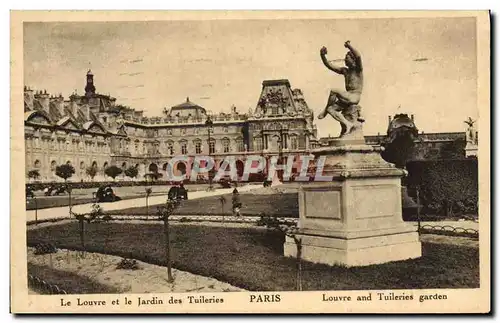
[{"xmin": 27, "ymin": 248, "xmax": 244, "ymax": 294}]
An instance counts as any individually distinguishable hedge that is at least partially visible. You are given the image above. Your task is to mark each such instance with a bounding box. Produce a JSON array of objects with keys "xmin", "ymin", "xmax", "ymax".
[
  {"xmin": 26, "ymin": 178, "xmax": 265, "ymax": 191},
  {"xmin": 406, "ymin": 159, "xmax": 478, "ymax": 217}
]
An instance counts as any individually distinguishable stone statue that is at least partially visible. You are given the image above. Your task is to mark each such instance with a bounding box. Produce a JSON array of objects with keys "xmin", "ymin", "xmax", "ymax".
[
  {"xmin": 464, "ymin": 117, "xmax": 477, "ymax": 144},
  {"xmin": 318, "ymin": 41, "xmax": 364, "ymax": 138}
]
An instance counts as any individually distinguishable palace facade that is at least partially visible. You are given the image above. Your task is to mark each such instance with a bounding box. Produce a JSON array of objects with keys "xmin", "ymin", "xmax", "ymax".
[{"xmin": 24, "ymin": 71, "xmax": 318, "ymax": 182}]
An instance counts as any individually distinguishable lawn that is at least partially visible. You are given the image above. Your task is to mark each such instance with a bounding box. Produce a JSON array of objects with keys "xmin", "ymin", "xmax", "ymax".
[
  {"xmin": 28, "ymin": 262, "xmax": 120, "ymax": 294},
  {"xmin": 106, "ymin": 192, "xmax": 299, "ymax": 217},
  {"xmin": 27, "ymin": 222, "xmax": 479, "ymax": 291},
  {"xmin": 26, "ymin": 192, "xmax": 166, "ymax": 211}
]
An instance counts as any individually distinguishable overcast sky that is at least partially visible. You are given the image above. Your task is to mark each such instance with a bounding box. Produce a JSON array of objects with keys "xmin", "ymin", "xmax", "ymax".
[{"xmin": 23, "ymin": 17, "xmax": 477, "ymax": 137}]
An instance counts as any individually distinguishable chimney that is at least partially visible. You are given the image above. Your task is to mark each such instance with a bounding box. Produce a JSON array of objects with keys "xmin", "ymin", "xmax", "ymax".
[
  {"xmin": 411, "ymin": 114, "xmax": 414, "ymax": 122},
  {"xmin": 50, "ymin": 95, "xmax": 65, "ymax": 116},
  {"xmin": 81, "ymin": 104, "xmax": 91, "ymax": 120},
  {"xmin": 24, "ymin": 86, "xmax": 34, "ymax": 109},
  {"xmin": 388, "ymin": 115, "xmax": 392, "ymax": 123},
  {"xmin": 34, "ymin": 90, "xmax": 50, "ymax": 113},
  {"xmin": 70, "ymin": 100, "xmax": 79, "ymax": 118}
]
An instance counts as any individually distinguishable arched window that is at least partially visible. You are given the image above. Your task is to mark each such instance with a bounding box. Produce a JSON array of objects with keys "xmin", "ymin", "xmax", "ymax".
[
  {"xmin": 194, "ymin": 139, "xmax": 202, "ymax": 154},
  {"xmin": 149, "ymin": 163, "xmax": 158, "ymax": 173},
  {"xmin": 34, "ymin": 159, "xmax": 41, "ymax": 169},
  {"xmin": 208, "ymin": 139, "xmax": 216, "ymax": 154},
  {"xmin": 180, "ymin": 140, "xmax": 188, "ymax": 155},
  {"xmin": 122, "ymin": 162, "xmax": 127, "ymax": 169},
  {"xmin": 167, "ymin": 141, "xmax": 174, "ymax": 155},
  {"xmin": 290, "ymin": 135, "xmax": 298, "ymax": 150},
  {"xmin": 254, "ymin": 137, "xmax": 263, "ymax": 151},
  {"xmin": 50, "ymin": 160, "xmax": 57, "ymax": 171},
  {"xmin": 236, "ymin": 160, "xmax": 245, "ymax": 177},
  {"xmin": 222, "ymin": 138, "xmax": 230, "ymax": 153},
  {"xmin": 235, "ymin": 138, "xmax": 245, "ymax": 152},
  {"xmin": 103, "ymin": 162, "xmax": 108, "ymax": 170},
  {"xmin": 176, "ymin": 162, "xmax": 187, "ymax": 175},
  {"xmin": 80, "ymin": 161, "xmax": 85, "ymax": 169}
]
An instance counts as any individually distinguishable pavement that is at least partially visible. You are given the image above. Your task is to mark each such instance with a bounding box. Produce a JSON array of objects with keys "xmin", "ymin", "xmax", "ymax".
[{"xmin": 26, "ymin": 184, "xmax": 262, "ymax": 222}]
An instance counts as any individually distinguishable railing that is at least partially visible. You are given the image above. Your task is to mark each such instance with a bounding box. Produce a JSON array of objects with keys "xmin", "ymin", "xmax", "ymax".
[
  {"xmin": 28, "ymin": 274, "xmax": 68, "ymax": 295},
  {"xmin": 419, "ymin": 224, "xmax": 479, "ymax": 237},
  {"xmin": 102, "ymin": 212, "xmax": 298, "ymax": 224}
]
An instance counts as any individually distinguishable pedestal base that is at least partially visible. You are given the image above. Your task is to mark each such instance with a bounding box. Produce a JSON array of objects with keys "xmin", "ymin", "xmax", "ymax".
[
  {"xmin": 283, "ymin": 143, "xmax": 422, "ymax": 267},
  {"xmin": 284, "ymin": 230, "xmax": 421, "ymax": 267}
]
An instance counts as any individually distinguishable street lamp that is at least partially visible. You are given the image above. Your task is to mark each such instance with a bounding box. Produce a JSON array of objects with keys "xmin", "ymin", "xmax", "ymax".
[
  {"xmin": 276, "ymin": 125, "xmax": 285, "ymax": 182},
  {"xmin": 205, "ymin": 115, "xmax": 214, "ymax": 191}
]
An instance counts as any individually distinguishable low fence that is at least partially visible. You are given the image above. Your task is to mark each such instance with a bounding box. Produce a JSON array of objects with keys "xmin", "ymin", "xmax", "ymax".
[
  {"xmin": 103, "ymin": 212, "xmax": 299, "ymax": 225},
  {"xmin": 419, "ymin": 224, "xmax": 479, "ymax": 237},
  {"xmin": 28, "ymin": 274, "xmax": 68, "ymax": 295}
]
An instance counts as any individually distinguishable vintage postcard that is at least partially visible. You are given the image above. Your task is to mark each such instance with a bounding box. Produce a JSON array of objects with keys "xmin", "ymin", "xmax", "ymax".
[{"xmin": 10, "ymin": 10, "xmax": 490, "ymax": 314}]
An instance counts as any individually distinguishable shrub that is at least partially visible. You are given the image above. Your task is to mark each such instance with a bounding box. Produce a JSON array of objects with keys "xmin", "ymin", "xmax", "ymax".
[
  {"xmin": 406, "ymin": 159, "xmax": 478, "ymax": 217},
  {"xmin": 33, "ymin": 243, "xmax": 58, "ymax": 255},
  {"xmin": 55, "ymin": 164, "xmax": 75, "ymax": 182},
  {"xmin": 116, "ymin": 258, "xmax": 140, "ymax": 270},
  {"xmin": 101, "ymin": 214, "xmax": 113, "ymax": 222},
  {"xmin": 256, "ymin": 213, "xmax": 295, "ymax": 228},
  {"xmin": 104, "ymin": 166, "xmax": 123, "ymax": 180}
]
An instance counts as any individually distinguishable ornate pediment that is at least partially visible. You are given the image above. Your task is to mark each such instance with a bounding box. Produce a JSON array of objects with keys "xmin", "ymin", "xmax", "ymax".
[{"xmin": 254, "ymin": 80, "xmax": 303, "ymax": 119}]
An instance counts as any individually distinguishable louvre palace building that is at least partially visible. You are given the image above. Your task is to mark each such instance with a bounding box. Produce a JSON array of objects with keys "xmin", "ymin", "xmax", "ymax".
[{"xmin": 24, "ymin": 70, "xmax": 319, "ymax": 182}]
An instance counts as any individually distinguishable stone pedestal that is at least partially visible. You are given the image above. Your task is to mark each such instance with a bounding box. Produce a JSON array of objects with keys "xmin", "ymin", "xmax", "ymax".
[{"xmin": 284, "ymin": 143, "xmax": 422, "ymax": 267}]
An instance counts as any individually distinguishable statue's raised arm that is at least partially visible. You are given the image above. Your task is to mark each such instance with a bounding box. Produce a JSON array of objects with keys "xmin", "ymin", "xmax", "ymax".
[
  {"xmin": 344, "ymin": 41, "xmax": 363, "ymax": 71},
  {"xmin": 320, "ymin": 46, "xmax": 346, "ymax": 75}
]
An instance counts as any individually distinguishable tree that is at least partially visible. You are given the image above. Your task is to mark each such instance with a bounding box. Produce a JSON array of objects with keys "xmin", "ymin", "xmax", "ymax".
[
  {"xmin": 55, "ymin": 164, "xmax": 75, "ymax": 182},
  {"xmin": 157, "ymin": 199, "xmax": 181, "ymax": 283},
  {"xmin": 104, "ymin": 166, "xmax": 123, "ymax": 181},
  {"xmin": 124, "ymin": 166, "xmax": 139, "ymax": 179},
  {"xmin": 381, "ymin": 134, "xmax": 416, "ymax": 169},
  {"xmin": 27, "ymin": 169, "xmax": 40, "ymax": 181},
  {"xmin": 145, "ymin": 187, "xmax": 152, "ymax": 216},
  {"xmin": 86, "ymin": 166, "xmax": 98, "ymax": 181},
  {"xmin": 439, "ymin": 138, "xmax": 466, "ymax": 159},
  {"xmin": 71, "ymin": 202, "xmax": 103, "ymax": 257}
]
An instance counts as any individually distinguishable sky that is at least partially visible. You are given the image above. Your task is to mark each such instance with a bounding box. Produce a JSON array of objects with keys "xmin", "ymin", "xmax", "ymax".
[{"xmin": 23, "ymin": 17, "xmax": 478, "ymax": 137}]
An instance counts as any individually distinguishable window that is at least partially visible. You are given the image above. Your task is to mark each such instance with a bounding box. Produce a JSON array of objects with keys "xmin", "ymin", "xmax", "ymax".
[
  {"xmin": 180, "ymin": 141, "xmax": 188, "ymax": 155},
  {"xmin": 236, "ymin": 138, "xmax": 245, "ymax": 152},
  {"xmin": 222, "ymin": 138, "xmax": 230, "ymax": 153},
  {"xmin": 223, "ymin": 126, "xmax": 228, "ymax": 133},
  {"xmin": 254, "ymin": 137, "xmax": 263, "ymax": 151},
  {"xmin": 181, "ymin": 128, "xmax": 186, "ymax": 135},
  {"xmin": 167, "ymin": 142, "xmax": 174, "ymax": 155},
  {"xmin": 34, "ymin": 160, "xmax": 41, "ymax": 169},
  {"xmin": 290, "ymin": 136, "xmax": 298, "ymax": 150},
  {"xmin": 209, "ymin": 140, "xmax": 215, "ymax": 154},
  {"xmin": 195, "ymin": 140, "xmax": 202, "ymax": 154}
]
